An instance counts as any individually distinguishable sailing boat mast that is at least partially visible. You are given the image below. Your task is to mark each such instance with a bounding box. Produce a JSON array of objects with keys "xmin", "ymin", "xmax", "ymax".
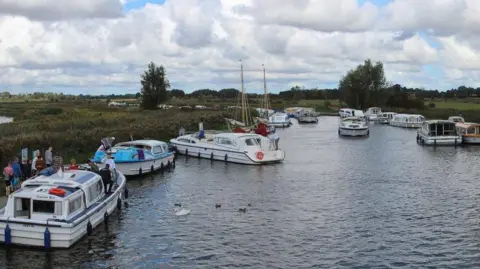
[
  {"xmin": 240, "ymin": 60, "xmax": 246, "ymax": 125},
  {"xmin": 262, "ymin": 64, "xmax": 271, "ymax": 118}
]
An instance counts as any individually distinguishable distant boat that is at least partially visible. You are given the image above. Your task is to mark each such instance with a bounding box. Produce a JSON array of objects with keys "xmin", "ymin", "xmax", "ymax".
[
  {"xmin": 364, "ymin": 107, "xmax": 382, "ymax": 121},
  {"xmin": 268, "ymin": 112, "xmax": 292, "ymax": 128},
  {"xmin": 338, "ymin": 116, "xmax": 369, "ymax": 137},
  {"xmin": 93, "ymin": 138, "xmax": 175, "ymax": 176},
  {"xmin": 417, "ymin": 120, "xmax": 461, "ymax": 146},
  {"xmin": 456, "ymin": 122, "xmax": 480, "ymax": 144},
  {"xmin": 448, "ymin": 116, "xmax": 465, "ymax": 123},
  {"xmin": 297, "ymin": 110, "xmax": 318, "ymax": 124},
  {"xmin": 0, "ymin": 169, "xmax": 127, "ymax": 248},
  {"xmin": 377, "ymin": 112, "xmax": 397, "ymax": 124},
  {"xmin": 389, "ymin": 114, "xmax": 424, "ymax": 128}
]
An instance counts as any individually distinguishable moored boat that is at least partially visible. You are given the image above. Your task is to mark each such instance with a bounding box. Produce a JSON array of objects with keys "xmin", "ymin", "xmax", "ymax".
[
  {"xmin": 339, "ymin": 108, "xmax": 354, "ymax": 118},
  {"xmin": 338, "ymin": 116, "xmax": 369, "ymax": 137},
  {"xmin": 456, "ymin": 122, "xmax": 480, "ymax": 144},
  {"xmin": 0, "ymin": 169, "xmax": 127, "ymax": 248},
  {"xmin": 377, "ymin": 112, "xmax": 397, "ymax": 124},
  {"xmin": 364, "ymin": 107, "xmax": 382, "ymax": 121},
  {"xmin": 297, "ymin": 111, "xmax": 318, "ymax": 124},
  {"xmin": 416, "ymin": 120, "xmax": 461, "ymax": 146},
  {"xmin": 390, "ymin": 114, "xmax": 425, "ymax": 128},
  {"xmin": 448, "ymin": 116, "xmax": 465, "ymax": 123},
  {"xmin": 170, "ymin": 132, "xmax": 285, "ymax": 165},
  {"xmin": 268, "ymin": 112, "xmax": 292, "ymax": 128},
  {"xmin": 93, "ymin": 138, "xmax": 175, "ymax": 176}
]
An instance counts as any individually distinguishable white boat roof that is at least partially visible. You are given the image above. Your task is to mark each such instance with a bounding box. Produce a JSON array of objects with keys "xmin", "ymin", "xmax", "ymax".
[
  {"xmin": 18, "ymin": 170, "xmax": 100, "ymax": 199},
  {"xmin": 366, "ymin": 107, "xmax": 381, "ymax": 110},
  {"xmin": 115, "ymin": 139, "xmax": 167, "ymax": 147},
  {"xmin": 382, "ymin": 112, "xmax": 397, "ymax": 114},
  {"xmin": 425, "ymin": 120, "xmax": 455, "ymax": 124},
  {"xmin": 456, "ymin": 122, "xmax": 480, "ymax": 128},
  {"xmin": 395, "ymin": 113, "xmax": 424, "ymax": 117}
]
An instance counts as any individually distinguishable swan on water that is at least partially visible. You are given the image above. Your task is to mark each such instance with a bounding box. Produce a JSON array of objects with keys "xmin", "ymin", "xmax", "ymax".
[{"xmin": 173, "ymin": 207, "xmax": 190, "ymax": 216}]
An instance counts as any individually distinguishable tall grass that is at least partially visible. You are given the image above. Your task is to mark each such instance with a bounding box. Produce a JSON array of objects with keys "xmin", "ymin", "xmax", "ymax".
[{"xmin": 0, "ymin": 101, "xmax": 229, "ymax": 165}]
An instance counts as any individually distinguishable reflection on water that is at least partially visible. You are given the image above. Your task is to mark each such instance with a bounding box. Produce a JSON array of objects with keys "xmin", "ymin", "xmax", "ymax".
[{"xmin": 1, "ymin": 116, "xmax": 480, "ymax": 268}]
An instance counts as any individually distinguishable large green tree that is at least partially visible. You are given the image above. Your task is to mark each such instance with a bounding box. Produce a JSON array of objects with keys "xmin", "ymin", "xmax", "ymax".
[
  {"xmin": 140, "ymin": 62, "xmax": 170, "ymax": 109},
  {"xmin": 339, "ymin": 59, "xmax": 387, "ymax": 109}
]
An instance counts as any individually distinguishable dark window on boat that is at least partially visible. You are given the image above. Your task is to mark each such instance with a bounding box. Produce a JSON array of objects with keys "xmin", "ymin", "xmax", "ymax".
[
  {"xmin": 14, "ymin": 198, "xmax": 31, "ymax": 218},
  {"xmin": 245, "ymin": 138, "xmax": 257, "ymax": 146},
  {"xmin": 178, "ymin": 139, "xmax": 190, "ymax": 143},
  {"xmin": 33, "ymin": 200, "xmax": 55, "ymax": 214}
]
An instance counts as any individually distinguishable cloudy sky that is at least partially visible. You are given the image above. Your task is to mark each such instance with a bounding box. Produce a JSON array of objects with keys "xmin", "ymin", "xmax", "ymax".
[{"xmin": 0, "ymin": 0, "xmax": 479, "ymax": 94}]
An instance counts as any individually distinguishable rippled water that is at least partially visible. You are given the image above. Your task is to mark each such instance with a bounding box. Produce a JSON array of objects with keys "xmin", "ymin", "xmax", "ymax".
[{"xmin": 2, "ymin": 116, "xmax": 480, "ymax": 268}]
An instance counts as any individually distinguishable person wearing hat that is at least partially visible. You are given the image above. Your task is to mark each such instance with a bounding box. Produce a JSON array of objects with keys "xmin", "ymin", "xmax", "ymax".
[{"xmin": 102, "ymin": 151, "xmax": 117, "ymax": 184}]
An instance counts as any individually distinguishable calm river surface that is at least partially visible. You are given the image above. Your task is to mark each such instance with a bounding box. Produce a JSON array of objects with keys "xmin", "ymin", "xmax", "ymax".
[{"xmin": 2, "ymin": 116, "xmax": 480, "ymax": 268}]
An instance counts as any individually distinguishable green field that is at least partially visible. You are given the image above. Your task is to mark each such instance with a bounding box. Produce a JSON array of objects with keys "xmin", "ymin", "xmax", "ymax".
[{"xmin": 427, "ymin": 99, "xmax": 480, "ymax": 110}]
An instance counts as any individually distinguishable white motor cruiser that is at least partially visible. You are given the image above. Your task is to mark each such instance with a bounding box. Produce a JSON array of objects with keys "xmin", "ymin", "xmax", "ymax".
[
  {"xmin": 0, "ymin": 169, "xmax": 127, "ymax": 248},
  {"xmin": 170, "ymin": 132, "xmax": 285, "ymax": 165},
  {"xmin": 338, "ymin": 116, "xmax": 369, "ymax": 137},
  {"xmin": 417, "ymin": 120, "xmax": 461, "ymax": 146}
]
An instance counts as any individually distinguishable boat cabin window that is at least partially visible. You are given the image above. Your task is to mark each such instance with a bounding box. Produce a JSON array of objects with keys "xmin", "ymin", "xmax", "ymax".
[
  {"xmin": 244, "ymin": 138, "xmax": 259, "ymax": 146},
  {"xmin": 88, "ymin": 180, "xmax": 104, "ymax": 203},
  {"xmin": 14, "ymin": 198, "xmax": 31, "ymax": 218},
  {"xmin": 215, "ymin": 137, "xmax": 234, "ymax": 146},
  {"xmin": 33, "ymin": 200, "xmax": 54, "ymax": 214},
  {"xmin": 467, "ymin": 127, "xmax": 477, "ymax": 135},
  {"xmin": 428, "ymin": 123, "xmax": 457, "ymax": 136},
  {"xmin": 68, "ymin": 197, "xmax": 83, "ymax": 215},
  {"xmin": 161, "ymin": 144, "xmax": 168, "ymax": 152},
  {"xmin": 152, "ymin": 146, "xmax": 163, "ymax": 154}
]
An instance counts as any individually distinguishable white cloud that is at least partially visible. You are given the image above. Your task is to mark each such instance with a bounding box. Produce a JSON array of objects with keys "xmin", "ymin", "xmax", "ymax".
[{"xmin": 0, "ymin": 0, "xmax": 478, "ymax": 94}]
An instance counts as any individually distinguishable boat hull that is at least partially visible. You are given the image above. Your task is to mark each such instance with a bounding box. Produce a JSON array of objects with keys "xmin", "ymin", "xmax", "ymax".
[
  {"xmin": 106, "ymin": 154, "xmax": 175, "ymax": 176},
  {"xmin": 417, "ymin": 133, "xmax": 461, "ymax": 146},
  {"xmin": 269, "ymin": 122, "xmax": 291, "ymax": 128},
  {"xmin": 170, "ymin": 142, "xmax": 285, "ymax": 165},
  {"xmin": 338, "ymin": 127, "xmax": 369, "ymax": 137},
  {"xmin": 0, "ymin": 173, "xmax": 127, "ymax": 248},
  {"xmin": 462, "ymin": 136, "xmax": 480, "ymax": 144},
  {"xmin": 298, "ymin": 116, "xmax": 318, "ymax": 123},
  {"xmin": 390, "ymin": 121, "xmax": 423, "ymax": 128}
]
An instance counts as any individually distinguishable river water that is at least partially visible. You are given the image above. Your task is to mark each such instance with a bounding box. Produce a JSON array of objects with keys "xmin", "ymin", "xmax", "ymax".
[{"xmin": 1, "ymin": 116, "xmax": 480, "ymax": 269}]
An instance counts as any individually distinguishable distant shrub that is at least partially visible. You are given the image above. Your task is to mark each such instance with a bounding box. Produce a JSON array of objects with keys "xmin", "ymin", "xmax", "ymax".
[
  {"xmin": 40, "ymin": 108, "xmax": 63, "ymax": 115},
  {"xmin": 324, "ymin": 100, "xmax": 332, "ymax": 107},
  {"xmin": 428, "ymin": 102, "xmax": 436, "ymax": 109}
]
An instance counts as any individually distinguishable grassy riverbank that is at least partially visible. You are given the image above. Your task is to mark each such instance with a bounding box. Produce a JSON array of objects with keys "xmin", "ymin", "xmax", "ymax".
[{"xmin": 0, "ymin": 101, "xmax": 229, "ymax": 165}]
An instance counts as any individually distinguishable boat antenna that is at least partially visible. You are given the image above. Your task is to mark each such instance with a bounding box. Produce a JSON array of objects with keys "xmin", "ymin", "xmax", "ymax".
[{"xmin": 262, "ymin": 64, "xmax": 271, "ymax": 117}]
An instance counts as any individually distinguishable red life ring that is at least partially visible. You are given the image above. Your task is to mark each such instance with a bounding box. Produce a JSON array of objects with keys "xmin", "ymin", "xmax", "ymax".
[
  {"xmin": 256, "ymin": 151, "xmax": 264, "ymax": 160},
  {"xmin": 49, "ymin": 188, "xmax": 66, "ymax": 197}
]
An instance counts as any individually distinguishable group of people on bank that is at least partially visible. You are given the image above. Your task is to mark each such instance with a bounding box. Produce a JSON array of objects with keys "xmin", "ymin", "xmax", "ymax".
[{"xmin": 3, "ymin": 145, "xmax": 118, "ymax": 196}]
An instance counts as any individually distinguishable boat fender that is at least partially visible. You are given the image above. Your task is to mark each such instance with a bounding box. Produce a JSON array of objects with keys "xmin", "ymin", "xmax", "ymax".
[
  {"xmin": 172, "ymin": 158, "xmax": 176, "ymax": 168},
  {"xmin": 139, "ymin": 167, "xmax": 142, "ymax": 176},
  {"xmin": 256, "ymin": 151, "xmax": 264, "ymax": 160},
  {"xmin": 198, "ymin": 152, "xmax": 201, "ymax": 158},
  {"xmin": 151, "ymin": 165, "xmax": 154, "ymax": 173},
  {"xmin": 160, "ymin": 162, "xmax": 164, "ymax": 170},
  {"xmin": 44, "ymin": 226, "xmax": 51, "ymax": 249},
  {"xmin": 434, "ymin": 139, "xmax": 437, "ymax": 146},
  {"xmin": 124, "ymin": 187, "xmax": 129, "ymax": 199},
  {"xmin": 104, "ymin": 212, "xmax": 109, "ymax": 225},
  {"xmin": 224, "ymin": 154, "xmax": 228, "ymax": 162},
  {"xmin": 454, "ymin": 138, "xmax": 457, "ymax": 146},
  {"xmin": 185, "ymin": 148, "xmax": 188, "ymax": 155},
  {"xmin": 117, "ymin": 198, "xmax": 122, "ymax": 210},
  {"xmin": 87, "ymin": 221, "xmax": 92, "ymax": 236},
  {"xmin": 210, "ymin": 152, "xmax": 214, "ymax": 160},
  {"xmin": 367, "ymin": 130, "xmax": 369, "ymax": 136},
  {"xmin": 167, "ymin": 160, "xmax": 171, "ymax": 172},
  {"xmin": 4, "ymin": 223, "xmax": 11, "ymax": 245}
]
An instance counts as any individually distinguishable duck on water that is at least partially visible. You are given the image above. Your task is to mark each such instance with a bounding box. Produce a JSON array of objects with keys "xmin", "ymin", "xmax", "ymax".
[{"xmin": 0, "ymin": 169, "xmax": 127, "ymax": 248}]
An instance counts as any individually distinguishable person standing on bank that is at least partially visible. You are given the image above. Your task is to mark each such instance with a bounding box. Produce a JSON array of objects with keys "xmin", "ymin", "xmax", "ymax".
[
  {"xmin": 45, "ymin": 147, "xmax": 53, "ymax": 167},
  {"xmin": 3, "ymin": 162, "xmax": 13, "ymax": 195}
]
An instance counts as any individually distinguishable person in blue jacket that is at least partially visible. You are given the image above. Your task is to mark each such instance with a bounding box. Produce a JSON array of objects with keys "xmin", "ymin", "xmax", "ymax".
[{"xmin": 11, "ymin": 157, "xmax": 22, "ymax": 189}]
